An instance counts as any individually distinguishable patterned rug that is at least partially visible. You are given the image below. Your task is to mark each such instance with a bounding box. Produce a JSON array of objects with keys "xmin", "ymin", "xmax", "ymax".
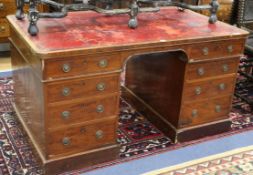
[
  {"xmin": 0, "ymin": 76, "xmax": 252, "ymax": 175},
  {"xmin": 143, "ymin": 145, "xmax": 253, "ymax": 175}
]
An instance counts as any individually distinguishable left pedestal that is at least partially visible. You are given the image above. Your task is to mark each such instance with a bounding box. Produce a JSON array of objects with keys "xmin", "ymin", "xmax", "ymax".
[{"xmin": 10, "ymin": 37, "xmax": 120, "ymax": 175}]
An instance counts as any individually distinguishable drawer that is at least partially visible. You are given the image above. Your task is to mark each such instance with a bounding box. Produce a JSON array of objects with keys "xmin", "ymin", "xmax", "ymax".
[
  {"xmin": 44, "ymin": 54, "xmax": 123, "ymax": 79},
  {"xmin": 47, "ymin": 94, "xmax": 119, "ymax": 129},
  {"xmin": 179, "ymin": 95, "xmax": 232, "ymax": 128},
  {"xmin": 183, "ymin": 75, "xmax": 237, "ymax": 102},
  {"xmin": 46, "ymin": 116, "xmax": 117, "ymax": 157},
  {"xmin": 0, "ymin": 0, "xmax": 16, "ymax": 18},
  {"xmin": 187, "ymin": 39, "xmax": 244, "ymax": 61},
  {"xmin": 46, "ymin": 74, "xmax": 120, "ymax": 103},
  {"xmin": 0, "ymin": 18, "xmax": 9, "ymax": 38},
  {"xmin": 185, "ymin": 57, "xmax": 239, "ymax": 81}
]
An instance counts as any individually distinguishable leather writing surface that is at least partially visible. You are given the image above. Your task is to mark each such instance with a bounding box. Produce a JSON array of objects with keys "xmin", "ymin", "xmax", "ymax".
[{"xmin": 8, "ymin": 7, "xmax": 247, "ymax": 52}]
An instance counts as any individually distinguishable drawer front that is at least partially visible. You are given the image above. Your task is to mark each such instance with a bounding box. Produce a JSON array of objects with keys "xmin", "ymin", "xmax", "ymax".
[
  {"xmin": 183, "ymin": 75, "xmax": 237, "ymax": 102},
  {"xmin": 47, "ymin": 94, "xmax": 119, "ymax": 129},
  {"xmin": 44, "ymin": 54, "xmax": 122, "ymax": 79},
  {"xmin": 0, "ymin": 18, "xmax": 9, "ymax": 38},
  {"xmin": 179, "ymin": 96, "xmax": 232, "ymax": 128},
  {"xmin": 46, "ymin": 74, "xmax": 120, "ymax": 103},
  {"xmin": 187, "ymin": 40, "xmax": 244, "ymax": 61},
  {"xmin": 47, "ymin": 116, "xmax": 117, "ymax": 156},
  {"xmin": 0, "ymin": 0, "xmax": 16, "ymax": 18},
  {"xmin": 185, "ymin": 57, "xmax": 239, "ymax": 81}
]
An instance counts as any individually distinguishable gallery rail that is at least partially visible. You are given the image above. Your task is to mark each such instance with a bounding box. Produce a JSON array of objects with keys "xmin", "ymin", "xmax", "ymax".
[{"xmin": 15, "ymin": 0, "xmax": 219, "ymax": 36}]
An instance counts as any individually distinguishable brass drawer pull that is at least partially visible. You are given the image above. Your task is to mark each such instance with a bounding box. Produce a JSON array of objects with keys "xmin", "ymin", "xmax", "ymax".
[
  {"xmin": 227, "ymin": 45, "xmax": 233, "ymax": 53},
  {"xmin": 96, "ymin": 130, "xmax": 104, "ymax": 139},
  {"xmin": 96, "ymin": 82, "xmax": 106, "ymax": 91},
  {"xmin": 62, "ymin": 137, "xmax": 71, "ymax": 146},
  {"xmin": 61, "ymin": 111, "xmax": 70, "ymax": 120},
  {"xmin": 202, "ymin": 47, "xmax": 209, "ymax": 56},
  {"xmin": 96, "ymin": 104, "xmax": 104, "ymax": 113},
  {"xmin": 0, "ymin": 26, "xmax": 5, "ymax": 32},
  {"xmin": 215, "ymin": 105, "xmax": 221, "ymax": 113},
  {"xmin": 218, "ymin": 83, "xmax": 225, "ymax": 90},
  {"xmin": 62, "ymin": 63, "xmax": 71, "ymax": 73},
  {"xmin": 195, "ymin": 87, "xmax": 202, "ymax": 95},
  {"xmin": 222, "ymin": 64, "xmax": 229, "ymax": 72},
  {"xmin": 0, "ymin": 3, "xmax": 4, "ymax": 10},
  {"xmin": 197, "ymin": 67, "xmax": 205, "ymax": 76},
  {"xmin": 62, "ymin": 87, "xmax": 70, "ymax": 96},
  {"xmin": 98, "ymin": 59, "xmax": 108, "ymax": 68},
  {"xmin": 192, "ymin": 109, "xmax": 198, "ymax": 118}
]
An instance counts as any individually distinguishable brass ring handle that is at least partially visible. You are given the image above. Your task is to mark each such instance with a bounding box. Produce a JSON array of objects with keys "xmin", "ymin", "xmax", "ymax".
[
  {"xmin": 215, "ymin": 105, "xmax": 221, "ymax": 113},
  {"xmin": 96, "ymin": 82, "xmax": 106, "ymax": 91},
  {"xmin": 0, "ymin": 26, "xmax": 5, "ymax": 32},
  {"xmin": 192, "ymin": 109, "xmax": 198, "ymax": 118},
  {"xmin": 96, "ymin": 104, "xmax": 104, "ymax": 113},
  {"xmin": 61, "ymin": 111, "xmax": 70, "ymax": 120},
  {"xmin": 62, "ymin": 63, "xmax": 71, "ymax": 73},
  {"xmin": 195, "ymin": 87, "xmax": 202, "ymax": 95},
  {"xmin": 0, "ymin": 3, "xmax": 4, "ymax": 10},
  {"xmin": 98, "ymin": 59, "xmax": 108, "ymax": 68},
  {"xmin": 197, "ymin": 67, "xmax": 204, "ymax": 76},
  {"xmin": 62, "ymin": 137, "xmax": 71, "ymax": 146},
  {"xmin": 62, "ymin": 87, "xmax": 70, "ymax": 96},
  {"xmin": 227, "ymin": 45, "xmax": 233, "ymax": 53},
  {"xmin": 218, "ymin": 83, "xmax": 225, "ymax": 90},
  {"xmin": 96, "ymin": 130, "xmax": 104, "ymax": 139},
  {"xmin": 222, "ymin": 64, "xmax": 229, "ymax": 72},
  {"xmin": 202, "ymin": 47, "xmax": 209, "ymax": 56}
]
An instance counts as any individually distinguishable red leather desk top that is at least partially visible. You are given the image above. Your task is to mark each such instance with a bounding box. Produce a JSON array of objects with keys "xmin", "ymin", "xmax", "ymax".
[{"xmin": 7, "ymin": 7, "xmax": 248, "ymax": 56}]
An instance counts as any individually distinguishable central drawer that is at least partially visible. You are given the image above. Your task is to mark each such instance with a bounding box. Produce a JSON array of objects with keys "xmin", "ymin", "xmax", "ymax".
[
  {"xmin": 46, "ymin": 93, "xmax": 119, "ymax": 129},
  {"xmin": 46, "ymin": 74, "xmax": 120, "ymax": 103},
  {"xmin": 46, "ymin": 116, "xmax": 118, "ymax": 157}
]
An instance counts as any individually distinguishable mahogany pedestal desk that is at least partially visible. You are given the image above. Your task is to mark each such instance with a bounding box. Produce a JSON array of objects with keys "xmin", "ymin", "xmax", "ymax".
[{"xmin": 7, "ymin": 7, "xmax": 248, "ymax": 174}]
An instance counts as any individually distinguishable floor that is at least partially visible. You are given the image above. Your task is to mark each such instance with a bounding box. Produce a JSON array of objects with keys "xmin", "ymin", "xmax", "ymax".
[
  {"xmin": 0, "ymin": 56, "xmax": 11, "ymax": 72},
  {"xmin": 0, "ymin": 43, "xmax": 11, "ymax": 72},
  {"xmin": 82, "ymin": 130, "xmax": 253, "ymax": 175}
]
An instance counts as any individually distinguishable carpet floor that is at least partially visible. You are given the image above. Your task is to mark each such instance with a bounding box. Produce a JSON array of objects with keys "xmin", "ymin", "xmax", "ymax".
[{"xmin": 0, "ymin": 76, "xmax": 252, "ymax": 175}]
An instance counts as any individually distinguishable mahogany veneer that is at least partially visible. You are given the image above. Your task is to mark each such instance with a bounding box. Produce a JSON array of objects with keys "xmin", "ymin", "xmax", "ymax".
[{"xmin": 8, "ymin": 7, "xmax": 248, "ymax": 174}]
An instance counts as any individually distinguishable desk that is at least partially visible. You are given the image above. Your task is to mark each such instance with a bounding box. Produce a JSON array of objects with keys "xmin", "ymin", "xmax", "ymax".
[{"xmin": 7, "ymin": 7, "xmax": 248, "ymax": 174}]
